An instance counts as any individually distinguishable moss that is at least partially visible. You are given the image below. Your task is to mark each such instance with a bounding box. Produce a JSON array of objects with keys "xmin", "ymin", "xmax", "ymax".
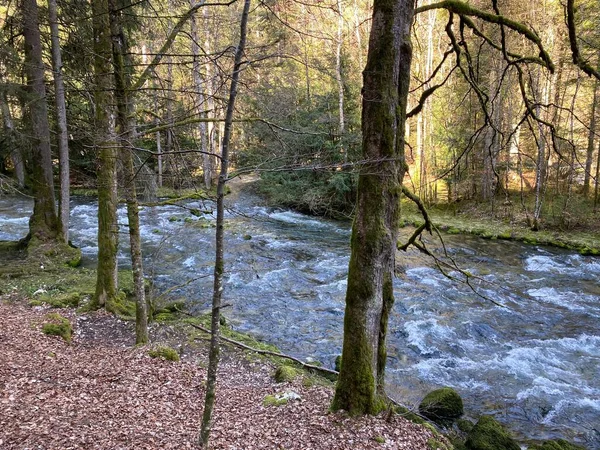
[
  {"xmin": 527, "ymin": 439, "xmax": 586, "ymax": 450},
  {"xmin": 148, "ymin": 345, "xmax": 180, "ymax": 362},
  {"xmin": 274, "ymin": 365, "xmax": 299, "ymax": 383},
  {"xmin": 374, "ymin": 435, "xmax": 386, "ymax": 444},
  {"xmin": 41, "ymin": 313, "xmax": 72, "ymax": 342},
  {"xmin": 427, "ymin": 438, "xmax": 450, "ymax": 450},
  {"xmin": 168, "ymin": 216, "xmax": 179, "ymax": 222},
  {"xmin": 243, "ymin": 234, "xmax": 252, "ymax": 240},
  {"xmin": 419, "ymin": 387, "xmax": 464, "ymax": 426},
  {"xmin": 28, "ymin": 299, "xmax": 45, "ymax": 307},
  {"xmin": 394, "ymin": 404, "xmax": 426, "ymax": 425},
  {"xmin": 105, "ymin": 292, "xmax": 136, "ymax": 319},
  {"xmin": 447, "ymin": 227, "xmax": 461, "ymax": 234},
  {"xmin": 42, "ymin": 292, "xmax": 82, "ymax": 308},
  {"xmin": 263, "ymin": 394, "xmax": 288, "ymax": 407},
  {"xmin": 464, "ymin": 416, "xmax": 520, "ymax": 450},
  {"xmin": 335, "ymin": 355, "xmax": 342, "ymax": 372},
  {"xmin": 457, "ymin": 419, "xmax": 474, "ymax": 433},
  {"xmin": 66, "ymin": 253, "xmax": 82, "ymax": 268}
]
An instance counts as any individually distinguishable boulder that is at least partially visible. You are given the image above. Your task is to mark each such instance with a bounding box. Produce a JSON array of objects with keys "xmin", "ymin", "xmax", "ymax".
[
  {"xmin": 465, "ymin": 416, "xmax": 520, "ymax": 450},
  {"xmin": 419, "ymin": 387, "xmax": 464, "ymax": 426},
  {"xmin": 528, "ymin": 439, "xmax": 586, "ymax": 450}
]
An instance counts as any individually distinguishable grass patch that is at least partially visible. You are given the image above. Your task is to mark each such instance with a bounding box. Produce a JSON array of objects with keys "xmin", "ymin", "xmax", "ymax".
[{"xmin": 401, "ymin": 194, "xmax": 600, "ymax": 254}]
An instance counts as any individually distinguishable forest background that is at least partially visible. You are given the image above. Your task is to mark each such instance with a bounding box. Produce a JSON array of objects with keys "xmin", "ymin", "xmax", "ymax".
[{"xmin": 1, "ymin": 0, "xmax": 599, "ymax": 234}]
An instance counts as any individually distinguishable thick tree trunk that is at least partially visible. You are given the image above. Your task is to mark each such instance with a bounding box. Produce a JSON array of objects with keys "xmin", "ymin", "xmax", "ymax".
[
  {"xmin": 22, "ymin": 0, "xmax": 62, "ymax": 245},
  {"xmin": 48, "ymin": 0, "xmax": 70, "ymax": 242},
  {"xmin": 92, "ymin": 0, "xmax": 119, "ymax": 308},
  {"xmin": 583, "ymin": 78, "xmax": 598, "ymax": 196},
  {"xmin": 110, "ymin": 0, "xmax": 149, "ymax": 344},
  {"xmin": 332, "ymin": 0, "xmax": 413, "ymax": 415},
  {"xmin": 199, "ymin": 0, "xmax": 251, "ymax": 446}
]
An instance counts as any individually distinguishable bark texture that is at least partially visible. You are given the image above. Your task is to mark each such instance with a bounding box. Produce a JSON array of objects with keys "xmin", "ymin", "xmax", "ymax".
[
  {"xmin": 93, "ymin": 0, "xmax": 119, "ymax": 308},
  {"xmin": 22, "ymin": 0, "xmax": 61, "ymax": 245},
  {"xmin": 332, "ymin": 0, "xmax": 414, "ymax": 415}
]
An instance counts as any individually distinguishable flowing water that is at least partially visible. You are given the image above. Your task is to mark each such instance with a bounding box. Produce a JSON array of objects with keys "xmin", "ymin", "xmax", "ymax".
[{"xmin": 1, "ymin": 190, "xmax": 599, "ymax": 447}]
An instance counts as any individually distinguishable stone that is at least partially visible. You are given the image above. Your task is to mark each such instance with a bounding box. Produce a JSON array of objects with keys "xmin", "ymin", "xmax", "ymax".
[{"xmin": 419, "ymin": 387, "xmax": 464, "ymax": 426}]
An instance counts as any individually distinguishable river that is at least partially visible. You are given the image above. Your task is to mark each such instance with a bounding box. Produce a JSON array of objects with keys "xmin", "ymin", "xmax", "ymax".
[{"xmin": 1, "ymin": 189, "xmax": 599, "ymax": 448}]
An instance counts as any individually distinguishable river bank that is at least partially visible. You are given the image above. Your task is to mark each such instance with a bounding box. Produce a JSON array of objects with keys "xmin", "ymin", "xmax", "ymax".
[
  {"xmin": 1, "ymin": 187, "xmax": 598, "ymax": 447},
  {"xmin": 0, "ymin": 266, "xmax": 440, "ymax": 449}
]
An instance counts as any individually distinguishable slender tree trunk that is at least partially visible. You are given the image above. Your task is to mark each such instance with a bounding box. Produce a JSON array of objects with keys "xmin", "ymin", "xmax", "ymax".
[
  {"xmin": 335, "ymin": 0, "xmax": 345, "ymax": 137},
  {"xmin": 204, "ymin": 8, "xmax": 217, "ymax": 182},
  {"xmin": 199, "ymin": 0, "xmax": 251, "ymax": 445},
  {"xmin": 332, "ymin": 0, "xmax": 413, "ymax": 415},
  {"xmin": 352, "ymin": 0, "xmax": 364, "ymax": 69},
  {"xmin": 23, "ymin": 0, "xmax": 62, "ymax": 245},
  {"xmin": 48, "ymin": 0, "xmax": 70, "ymax": 242},
  {"xmin": 0, "ymin": 91, "xmax": 24, "ymax": 188},
  {"xmin": 109, "ymin": 0, "xmax": 148, "ymax": 344},
  {"xmin": 93, "ymin": 0, "xmax": 119, "ymax": 308},
  {"xmin": 191, "ymin": 4, "xmax": 211, "ymax": 189},
  {"xmin": 532, "ymin": 71, "xmax": 549, "ymax": 230},
  {"xmin": 583, "ymin": 78, "xmax": 598, "ymax": 196},
  {"xmin": 594, "ymin": 138, "xmax": 600, "ymax": 209}
]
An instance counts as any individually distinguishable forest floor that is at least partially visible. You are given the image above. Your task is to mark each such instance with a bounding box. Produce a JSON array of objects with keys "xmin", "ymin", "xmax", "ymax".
[{"xmin": 0, "ymin": 293, "xmax": 441, "ymax": 450}]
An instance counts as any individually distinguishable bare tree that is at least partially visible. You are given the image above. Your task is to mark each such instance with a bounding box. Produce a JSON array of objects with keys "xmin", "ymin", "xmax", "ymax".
[{"xmin": 200, "ymin": 0, "xmax": 251, "ymax": 445}]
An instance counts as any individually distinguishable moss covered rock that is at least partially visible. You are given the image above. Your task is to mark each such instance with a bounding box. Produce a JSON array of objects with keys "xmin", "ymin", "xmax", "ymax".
[
  {"xmin": 148, "ymin": 345, "xmax": 180, "ymax": 362},
  {"xmin": 274, "ymin": 365, "xmax": 299, "ymax": 383},
  {"xmin": 419, "ymin": 387, "xmax": 464, "ymax": 426},
  {"xmin": 41, "ymin": 313, "xmax": 72, "ymax": 343},
  {"xmin": 465, "ymin": 416, "xmax": 520, "ymax": 450},
  {"xmin": 528, "ymin": 439, "xmax": 586, "ymax": 450}
]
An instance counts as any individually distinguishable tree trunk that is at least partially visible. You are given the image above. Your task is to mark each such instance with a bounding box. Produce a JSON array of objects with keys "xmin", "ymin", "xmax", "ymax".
[
  {"xmin": 92, "ymin": 0, "xmax": 119, "ymax": 308},
  {"xmin": 594, "ymin": 138, "xmax": 600, "ymax": 210},
  {"xmin": 532, "ymin": 71, "xmax": 549, "ymax": 230},
  {"xmin": 0, "ymin": 91, "xmax": 25, "ymax": 188},
  {"xmin": 199, "ymin": 0, "xmax": 251, "ymax": 446},
  {"xmin": 22, "ymin": 0, "xmax": 62, "ymax": 245},
  {"xmin": 583, "ymin": 78, "xmax": 598, "ymax": 196},
  {"xmin": 110, "ymin": 0, "xmax": 149, "ymax": 344},
  {"xmin": 48, "ymin": 0, "xmax": 70, "ymax": 242},
  {"xmin": 335, "ymin": 0, "xmax": 345, "ymax": 137},
  {"xmin": 190, "ymin": 3, "xmax": 211, "ymax": 189},
  {"xmin": 204, "ymin": 8, "xmax": 217, "ymax": 184},
  {"xmin": 331, "ymin": 0, "xmax": 413, "ymax": 415}
]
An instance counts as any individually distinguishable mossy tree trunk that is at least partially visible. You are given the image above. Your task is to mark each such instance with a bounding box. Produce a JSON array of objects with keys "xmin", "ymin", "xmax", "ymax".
[
  {"xmin": 199, "ymin": 0, "xmax": 251, "ymax": 446},
  {"xmin": 92, "ymin": 0, "xmax": 119, "ymax": 308},
  {"xmin": 109, "ymin": 0, "xmax": 148, "ymax": 344},
  {"xmin": 22, "ymin": 0, "xmax": 62, "ymax": 246},
  {"xmin": 331, "ymin": 0, "xmax": 413, "ymax": 415},
  {"xmin": 48, "ymin": 0, "xmax": 70, "ymax": 243}
]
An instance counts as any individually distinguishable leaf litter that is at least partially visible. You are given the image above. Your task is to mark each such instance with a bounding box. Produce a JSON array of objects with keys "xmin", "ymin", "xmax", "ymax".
[{"xmin": 0, "ymin": 301, "xmax": 438, "ymax": 449}]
